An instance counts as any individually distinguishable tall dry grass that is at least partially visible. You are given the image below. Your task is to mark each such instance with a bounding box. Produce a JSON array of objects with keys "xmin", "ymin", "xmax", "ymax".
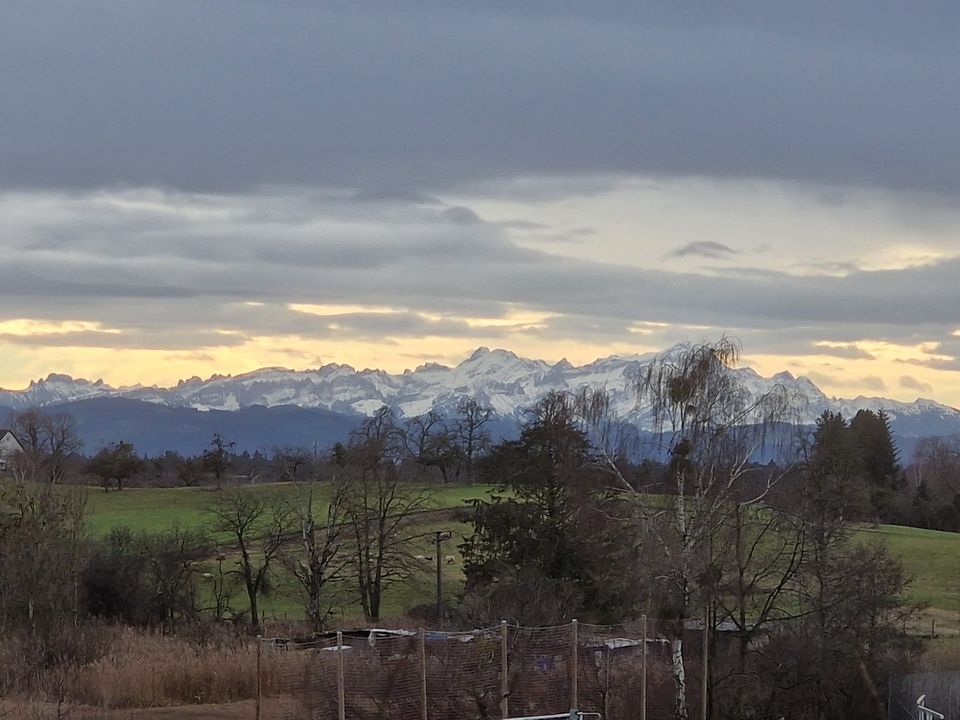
[
  {"xmin": 24, "ymin": 627, "xmax": 307, "ymax": 710},
  {"xmin": 915, "ymin": 637, "xmax": 960, "ymax": 673},
  {"xmin": 8, "ymin": 616, "xmax": 440, "ymax": 712}
]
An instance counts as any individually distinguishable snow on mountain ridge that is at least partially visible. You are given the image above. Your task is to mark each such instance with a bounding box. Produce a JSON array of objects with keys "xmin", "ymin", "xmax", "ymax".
[{"xmin": 1, "ymin": 349, "xmax": 957, "ymax": 436}]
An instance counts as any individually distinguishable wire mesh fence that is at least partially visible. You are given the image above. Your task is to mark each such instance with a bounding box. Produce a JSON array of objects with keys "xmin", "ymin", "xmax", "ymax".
[
  {"xmin": 261, "ymin": 618, "xmax": 676, "ymax": 720},
  {"xmin": 888, "ymin": 671, "xmax": 959, "ymax": 720}
]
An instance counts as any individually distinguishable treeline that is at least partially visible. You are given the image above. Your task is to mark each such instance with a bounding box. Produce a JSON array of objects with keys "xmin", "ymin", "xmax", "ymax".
[
  {"xmin": 905, "ymin": 434, "xmax": 960, "ymax": 530},
  {"xmin": 787, "ymin": 409, "xmax": 960, "ymax": 533},
  {"xmin": 2, "ymin": 397, "xmax": 495, "ymax": 489},
  {"xmin": 5, "ymin": 394, "xmax": 960, "ymax": 538}
]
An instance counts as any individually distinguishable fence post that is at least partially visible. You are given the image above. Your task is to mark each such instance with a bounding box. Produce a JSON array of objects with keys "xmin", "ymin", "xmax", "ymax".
[
  {"xmin": 500, "ymin": 620, "xmax": 509, "ymax": 719},
  {"xmin": 641, "ymin": 615, "xmax": 647, "ymax": 720},
  {"xmin": 420, "ymin": 628, "xmax": 428, "ymax": 720},
  {"xmin": 571, "ymin": 618, "xmax": 579, "ymax": 712},
  {"xmin": 701, "ymin": 604, "xmax": 709, "ymax": 720},
  {"xmin": 255, "ymin": 635, "xmax": 262, "ymax": 720},
  {"xmin": 336, "ymin": 630, "xmax": 346, "ymax": 720},
  {"xmin": 603, "ymin": 644, "xmax": 611, "ymax": 720}
]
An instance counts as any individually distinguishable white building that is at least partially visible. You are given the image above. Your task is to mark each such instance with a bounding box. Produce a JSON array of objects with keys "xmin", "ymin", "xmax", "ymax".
[{"xmin": 0, "ymin": 429, "xmax": 24, "ymax": 472}]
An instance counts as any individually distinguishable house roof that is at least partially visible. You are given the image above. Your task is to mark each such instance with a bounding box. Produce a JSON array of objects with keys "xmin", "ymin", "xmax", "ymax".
[{"xmin": 0, "ymin": 429, "xmax": 23, "ymax": 447}]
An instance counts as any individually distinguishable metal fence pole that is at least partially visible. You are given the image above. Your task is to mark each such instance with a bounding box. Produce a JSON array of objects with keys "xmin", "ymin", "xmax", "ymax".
[
  {"xmin": 501, "ymin": 620, "xmax": 509, "ymax": 719},
  {"xmin": 336, "ymin": 630, "xmax": 346, "ymax": 720},
  {"xmin": 255, "ymin": 635, "xmax": 262, "ymax": 720},
  {"xmin": 701, "ymin": 605, "xmax": 709, "ymax": 720},
  {"xmin": 571, "ymin": 619, "xmax": 579, "ymax": 712},
  {"xmin": 435, "ymin": 531, "xmax": 443, "ymax": 629},
  {"xmin": 420, "ymin": 628, "xmax": 428, "ymax": 720},
  {"xmin": 603, "ymin": 644, "xmax": 611, "ymax": 720},
  {"xmin": 641, "ymin": 615, "xmax": 648, "ymax": 720}
]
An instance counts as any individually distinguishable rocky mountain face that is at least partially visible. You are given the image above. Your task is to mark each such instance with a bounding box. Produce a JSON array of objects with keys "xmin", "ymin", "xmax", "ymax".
[{"xmin": 2, "ymin": 346, "xmax": 959, "ymax": 443}]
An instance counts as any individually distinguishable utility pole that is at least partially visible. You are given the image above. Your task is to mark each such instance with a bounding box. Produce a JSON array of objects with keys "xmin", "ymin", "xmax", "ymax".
[{"xmin": 434, "ymin": 530, "xmax": 452, "ymax": 628}]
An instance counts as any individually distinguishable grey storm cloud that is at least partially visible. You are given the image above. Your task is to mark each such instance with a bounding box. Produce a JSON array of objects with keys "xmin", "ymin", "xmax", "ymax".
[
  {"xmin": 857, "ymin": 376, "xmax": 888, "ymax": 393},
  {"xmin": 0, "ymin": 329, "xmax": 250, "ymax": 351},
  {"xmin": 665, "ymin": 242, "xmax": 738, "ymax": 260},
  {"xmin": 900, "ymin": 375, "xmax": 934, "ymax": 394},
  {"xmin": 2, "ymin": 1, "xmax": 960, "ymax": 195},
  {"xmin": 805, "ymin": 372, "xmax": 886, "ymax": 393},
  {"xmin": 1, "ymin": 189, "xmax": 960, "ymax": 369}
]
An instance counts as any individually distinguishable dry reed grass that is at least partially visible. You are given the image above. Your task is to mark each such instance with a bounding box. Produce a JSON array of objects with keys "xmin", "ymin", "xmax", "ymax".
[
  {"xmin": 27, "ymin": 627, "xmax": 306, "ymax": 710},
  {"xmin": 6, "ymin": 616, "xmax": 463, "ymax": 714},
  {"xmin": 915, "ymin": 637, "xmax": 960, "ymax": 672},
  {"xmin": 0, "ymin": 697, "xmax": 291, "ymax": 719}
]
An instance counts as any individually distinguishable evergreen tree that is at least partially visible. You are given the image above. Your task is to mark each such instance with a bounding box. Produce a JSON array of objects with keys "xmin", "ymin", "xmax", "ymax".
[
  {"xmin": 461, "ymin": 392, "xmax": 636, "ymax": 623},
  {"xmin": 848, "ymin": 409, "xmax": 902, "ymax": 519}
]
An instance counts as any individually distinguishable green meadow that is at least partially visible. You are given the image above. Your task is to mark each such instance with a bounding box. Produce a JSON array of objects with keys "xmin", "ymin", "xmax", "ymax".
[
  {"xmin": 854, "ymin": 523, "xmax": 960, "ymax": 631},
  {"xmin": 81, "ymin": 481, "xmax": 494, "ymax": 537},
  {"xmin": 76, "ymin": 481, "xmax": 491, "ymax": 624}
]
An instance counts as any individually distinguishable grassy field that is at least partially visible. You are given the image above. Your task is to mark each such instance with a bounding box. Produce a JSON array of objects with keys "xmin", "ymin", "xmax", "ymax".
[
  {"xmin": 251, "ymin": 515, "xmax": 475, "ymax": 624},
  {"xmin": 72, "ymin": 481, "xmax": 492, "ymax": 625},
  {"xmin": 855, "ymin": 523, "xmax": 960, "ymax": 632},
  {"xmin": 82, "ymin": 481, "xmax": 493, "ymax": 537},
  {"xmin": 197, "ymin": 512, "xmax": 960, "ymax": 629}
]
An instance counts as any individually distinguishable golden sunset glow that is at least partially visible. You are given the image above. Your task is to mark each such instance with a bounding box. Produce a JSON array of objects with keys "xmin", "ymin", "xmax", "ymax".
[
  {"xmin": 0, "ymin": 319, "xmax": 122, "ymax": 336},
  {"xmin": 3, "ymin": 324, "xmax": 960, "ymax": 408}
]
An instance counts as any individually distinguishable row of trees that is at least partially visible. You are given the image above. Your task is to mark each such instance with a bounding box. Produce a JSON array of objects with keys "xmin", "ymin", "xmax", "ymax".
[
  {"xmin": 906, "ymin": 434, "xmax": 960, "ymax": 530},
  {"xmin": 3, "ymin": 396, "xmax": 495, "ymax": 490},
  {"xmin": 7, "ymin": 393, "xmax": 958, "ymax": 540}
]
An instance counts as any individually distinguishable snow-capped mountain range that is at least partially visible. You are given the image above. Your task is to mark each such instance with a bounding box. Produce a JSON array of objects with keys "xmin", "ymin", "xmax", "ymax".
[{"xmin": 2, "ymin": 346, "xmax": 959, "ymax": 439}]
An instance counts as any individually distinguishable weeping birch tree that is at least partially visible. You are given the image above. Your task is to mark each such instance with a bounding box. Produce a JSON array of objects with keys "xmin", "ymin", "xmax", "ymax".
[{"xmin": 635, "ymin": 338, "xmax": 801, "ymax": 720}]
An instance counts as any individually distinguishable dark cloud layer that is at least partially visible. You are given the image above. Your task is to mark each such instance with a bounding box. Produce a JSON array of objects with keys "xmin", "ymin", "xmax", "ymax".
[
  {"xmin": 3, "ymin": 3, "xmax": 960, "ymax": 394},
  {"xmin": 1, "ymin": 190, "xmax": 959, "ymax": 370},
  {"xmin": 900, "ymin": 375, "xmax": 934, "ymax": 394},
  {"xmin": 665, "ymin": 242, "xmax": 738, "ymax": 260},
  {"xmin": 2, "ymin": 1, "xmax": 960, "ymax": 195}
]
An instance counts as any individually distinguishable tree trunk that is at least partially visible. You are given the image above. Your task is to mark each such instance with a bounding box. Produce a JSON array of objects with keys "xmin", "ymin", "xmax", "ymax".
[
  {"xmin": 247, "ymin": 581, "xmax": 259, "ymax": 630},
  {"xmin": 307, "ymin": 567, "xmax": 323, "ymax": 632},
  {"xmin": 370, "ymin": 567, "xmax": 381, "ymax": 622},
  {"xmin": 671, "ymin": 638, "xmax": 688, "ymax": 720}
]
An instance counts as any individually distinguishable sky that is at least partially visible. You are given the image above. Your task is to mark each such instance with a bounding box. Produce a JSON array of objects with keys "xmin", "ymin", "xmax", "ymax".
[{"xmin": 2, "ymin": 1, "xmax": 960, "ymax": 405}]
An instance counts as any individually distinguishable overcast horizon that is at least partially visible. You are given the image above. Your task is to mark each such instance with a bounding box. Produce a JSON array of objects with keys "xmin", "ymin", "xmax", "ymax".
[{"xmin": 3, "ymin": 2, "xmax": 960, "ymax": 405}]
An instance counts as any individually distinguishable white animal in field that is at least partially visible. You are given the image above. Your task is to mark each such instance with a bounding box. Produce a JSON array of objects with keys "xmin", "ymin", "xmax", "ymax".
[{"xmin": 445, "ymin": 555, "xmax": 455, "ymax": 565}]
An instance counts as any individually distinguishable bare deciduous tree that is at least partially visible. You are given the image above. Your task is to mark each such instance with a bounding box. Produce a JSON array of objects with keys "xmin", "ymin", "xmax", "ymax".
[
  {"xmin": 284, "ymin": 478, "xmax": 350, "ymax": 632},
  {"xmin": 404, "ymin": 410, "xmax": 457, "ymax": 484},
  {"xmin": 454, "ymin": 397, "xmax": 492, "ymax": 482},
  {"xmin": 0, "ymin": 480, "xmax": 87, "ymax": 633},
  {"xmin": 713, "ymin": 501, "xmax": 807, "ymax": 669},
  {"xmin": 342, "ymin": 410, "xmax": 432, "ymax": 622},
  {"xmin": 8, "ymin": 409, "xmax": 82, "ymax": 483},
  {"xmin": 210, "ymin": 488, "xmax": 296, "ymax": 631},
  {"xmin": 87, "ymin": 440, "xmax": 143, "ymax": 491},
  {"xmin": 274, "ymin": 447, "xmax": 312, "ymax": 482},
  {"xmin": 45, "ymin": 412, "xmax": 82, "ymax": 483},
  {"xmin": 203, "ymin": 433, "xmax": 235, "ymax": 489}
]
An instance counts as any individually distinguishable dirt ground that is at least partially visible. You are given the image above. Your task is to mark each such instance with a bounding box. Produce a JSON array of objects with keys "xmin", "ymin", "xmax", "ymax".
[{"xmin": 0, "ymin": 698, "xmax": 297, "ymax": 720}]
